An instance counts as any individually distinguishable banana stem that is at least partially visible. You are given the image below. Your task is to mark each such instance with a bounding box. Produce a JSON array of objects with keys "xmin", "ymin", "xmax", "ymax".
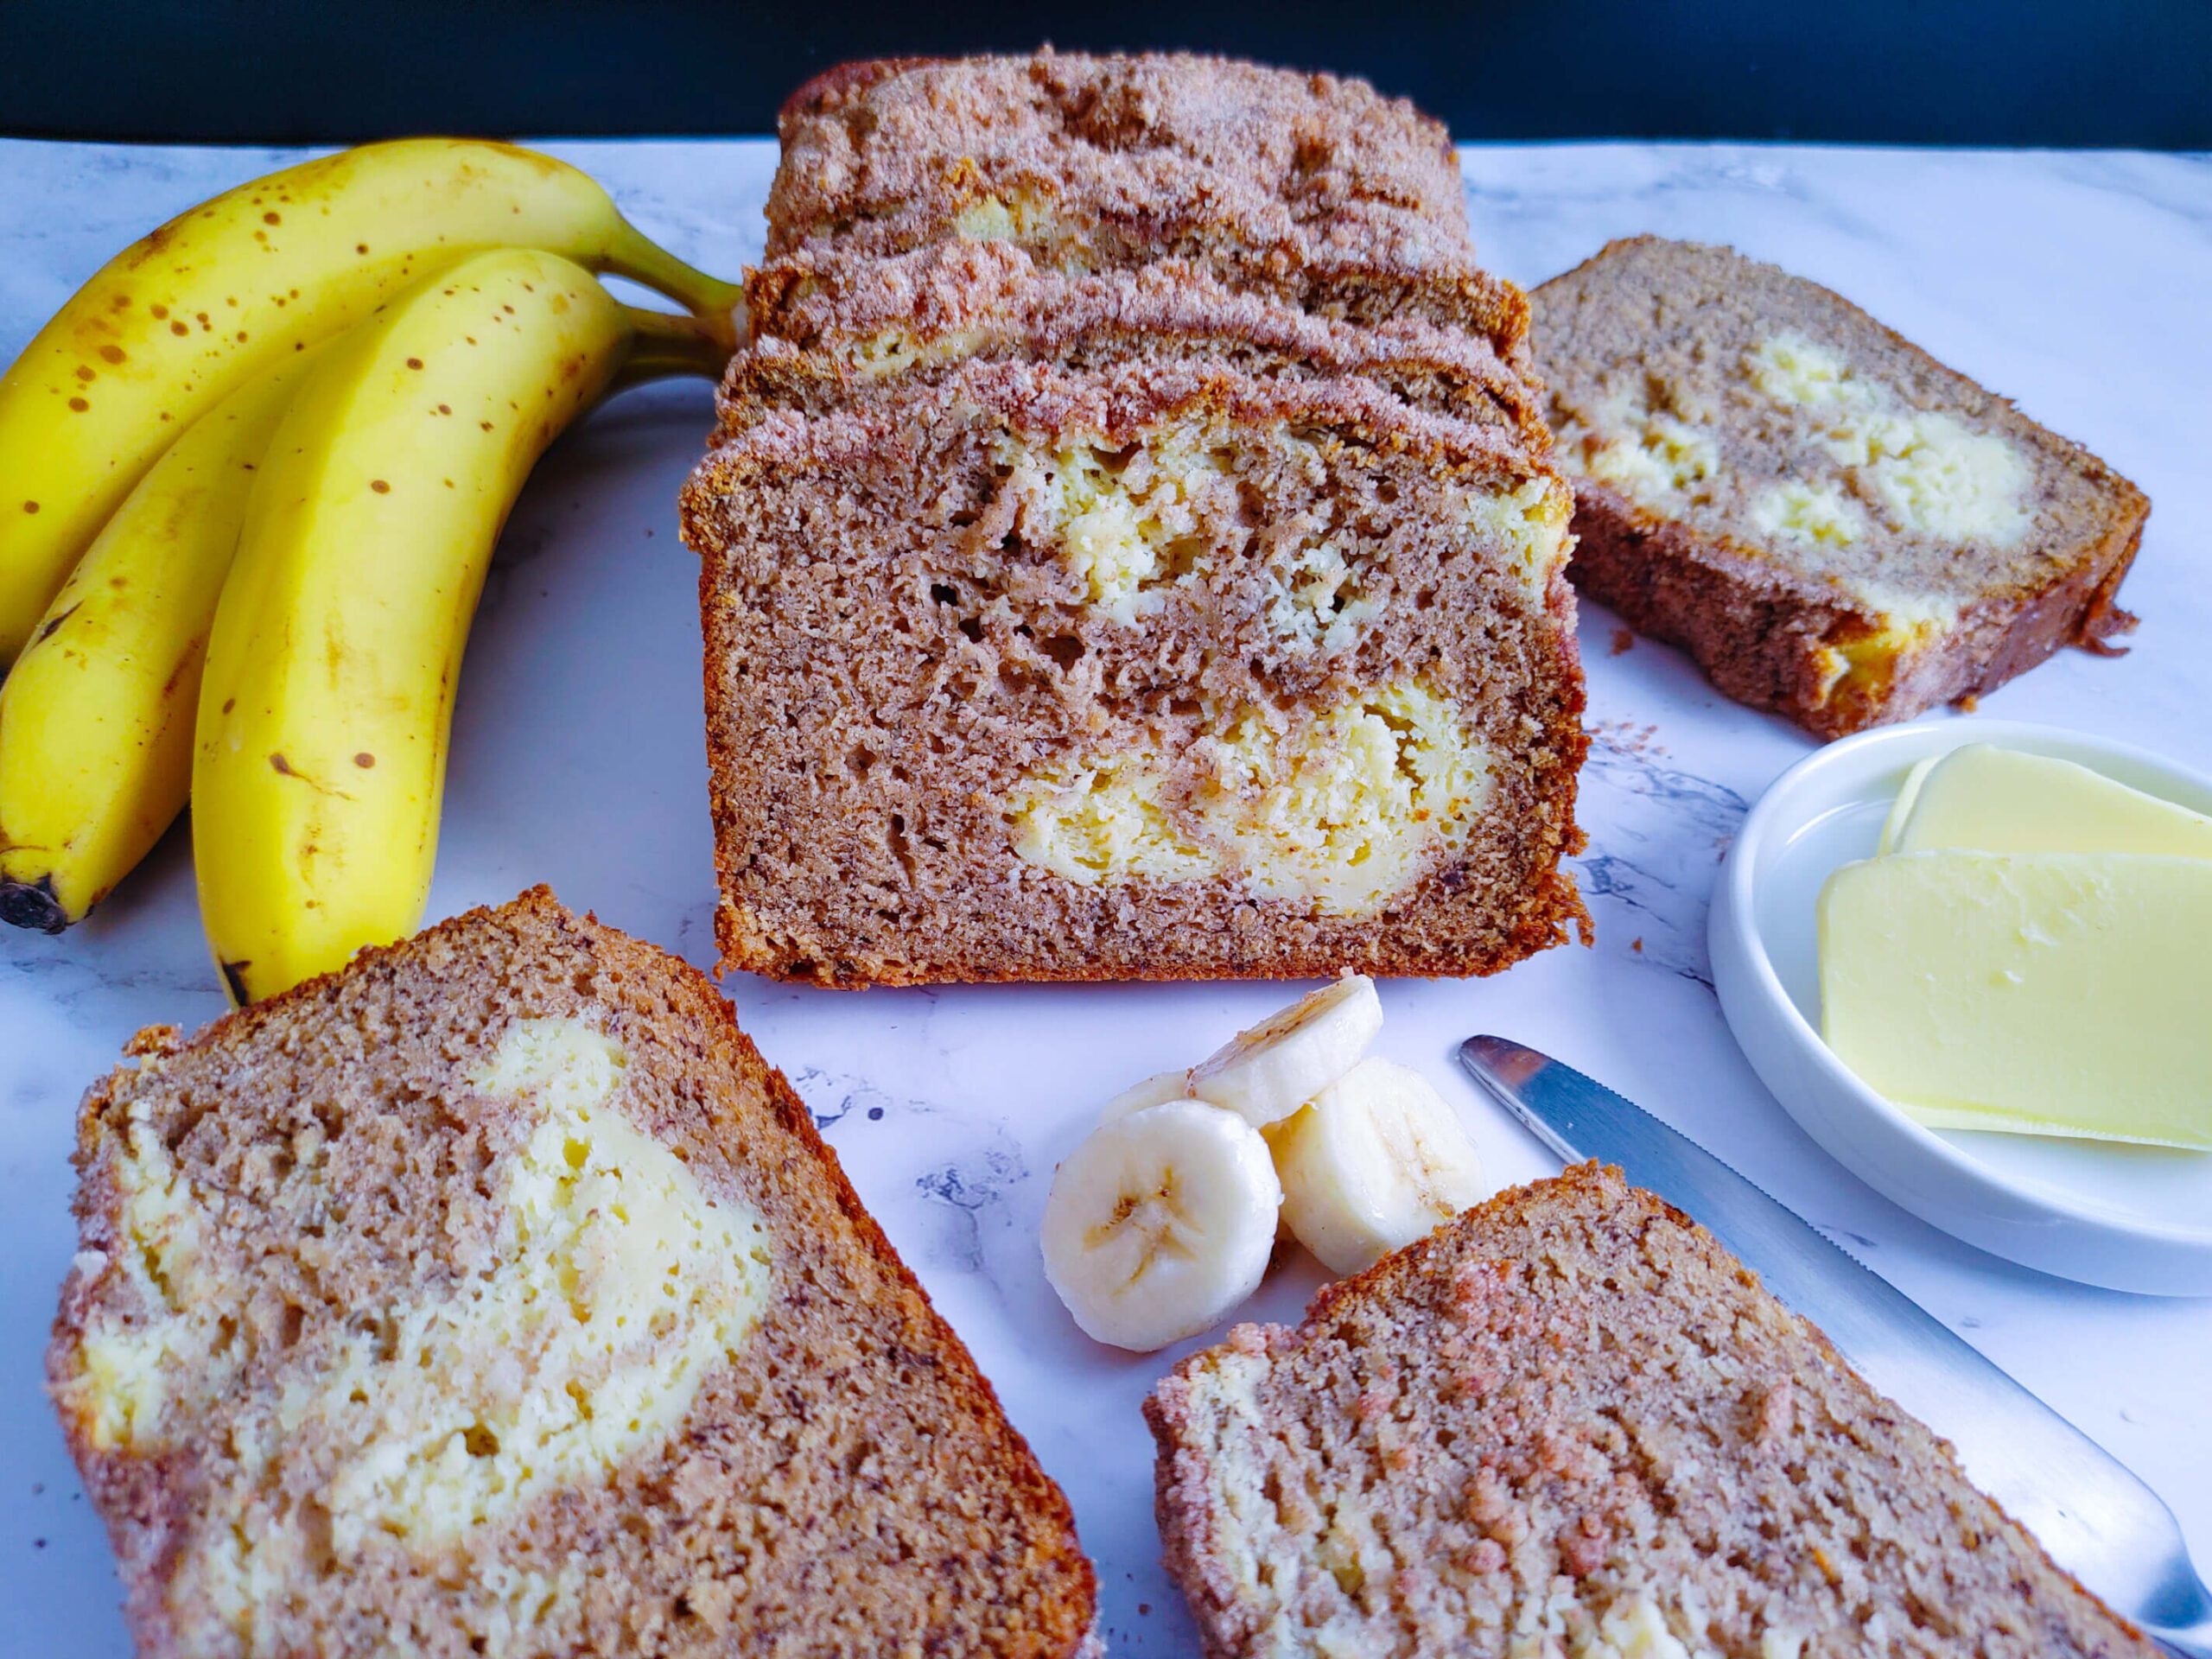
[
  {"xmin": 616, "ymin": 308, "xmax": 733, "ymax": 389},
  {"xmin": 603, "ymin": 220, "xmax": 747, "ymax": 352}
]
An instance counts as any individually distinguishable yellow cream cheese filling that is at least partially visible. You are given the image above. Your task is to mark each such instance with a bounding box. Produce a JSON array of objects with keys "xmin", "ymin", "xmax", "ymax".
[
  {"xmin": 1002, "ymin": 421, "xmax": 1568, "ymax": 645},
  {"xmin": 1008, "ymin": 678, "xmax": 1496, "ymax": 917},
  {"xmin": 1000, "ymin": 428, "xmax": 1232, "ymax": 623},
  {"xmin": 1747, "ymin": 332, "xmax": 2031, "ymax": 544},
  {"xmin": 65, "ymin": 1014, "xmax": 773, "ymax": 1637},
  {"xmin": 305, "ymin": 1018, "xmax": 773, "ymax": 1551},
  {"xmin": 952, "ymin": 187, "xmax": 1057, "ymax": 245}
]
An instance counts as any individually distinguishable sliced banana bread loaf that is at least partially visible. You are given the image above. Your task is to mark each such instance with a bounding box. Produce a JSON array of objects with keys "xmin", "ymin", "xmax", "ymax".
[
  {"xmin": 1147, "ymin": 1164, "xmax": 2158, "ymax": 1659},
  {"xmin": 679, "ymin": 356, "xmax": 1586, "ymax": 987},
  {"xmin": 1532, "ymin": 237, "xmax": 2147, "ymax": 738},
  {"xmin": 50, "ymin": 888, "xmax": 1096, "ymax": 1658},
  {"xmin": 727, "ymin": 240, "xmax": 1547, "ymax": 447},
  {"xmin": 769, "ymin": 50, "xmax": 1527, "ymax": 355}
]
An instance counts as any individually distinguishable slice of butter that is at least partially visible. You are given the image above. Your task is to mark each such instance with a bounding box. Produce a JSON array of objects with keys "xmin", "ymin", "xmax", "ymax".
[
  {"xmin": 1820, "ymin": 850, "xmax": 2212, "ymax": 1148},
  {"xmin": 1879, "ymin": 744, "xmax": 2212, "ymax": 857}
]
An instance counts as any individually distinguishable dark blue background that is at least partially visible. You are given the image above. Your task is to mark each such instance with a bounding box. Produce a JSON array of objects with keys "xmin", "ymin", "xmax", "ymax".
[{"xmin": 2, "ymin": 0, "xmax": 2206, "ymax": 147}]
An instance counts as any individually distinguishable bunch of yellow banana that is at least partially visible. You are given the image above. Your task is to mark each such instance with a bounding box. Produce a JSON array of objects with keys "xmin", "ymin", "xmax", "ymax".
[{"xmin": 0, "ymin": 140, "xmax": 737, "ymax": 1001}]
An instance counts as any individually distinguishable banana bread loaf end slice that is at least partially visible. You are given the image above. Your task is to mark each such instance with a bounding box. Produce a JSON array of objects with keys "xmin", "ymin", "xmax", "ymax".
[
  {"xmin": 51, "ymin": 888, "xmax": 1096, "ymax": 1657},
  {"xmin": 1532, "ymin": 237, "xmax": 2146, "ymax": 738},
  {"xmin": 681, "ymin": 356, "xmax": 1586, "ymax": 987},
  {"xmin": 1147, "ymin": 1164, "xmax": 2160, "ymax": 1659},
  {"xmin": 769, "ymin": 50, "xmax": 1527, "ymax": 358}
]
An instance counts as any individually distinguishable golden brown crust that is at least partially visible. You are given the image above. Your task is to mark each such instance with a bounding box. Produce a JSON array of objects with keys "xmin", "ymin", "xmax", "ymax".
[
  {"xmin": 763, "ymin": 48, "xmax": 1518, "ymax": 349},
  {"xmin": 768, "ymin": 49, "xmax": 1467, "ymax": 245},
  {"xmin": 1567, "ymin": 478, "xmax": 2146, "ymax": 740},
  {"xmin": 692, "ymin": 353, "xmax": 1546, "ymax": 503},
  {"xmin": 777, "ymin": 54, "xmax": 945, "ymax": 126},
  {"xmin": 746, "ymin": 241, "xmax": 1533, "ymax": 385},
  {"xmin": 728, "ymin": 241, "xmax": 1547, "ymax": 454},
  {"xmin": 50, "ymin": 888, "xmax": 1096, "ymax": 1656}
]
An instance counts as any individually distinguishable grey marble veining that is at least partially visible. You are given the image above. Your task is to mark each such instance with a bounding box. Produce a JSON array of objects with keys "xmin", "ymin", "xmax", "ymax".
[{"xmin": 1, "ymin": 136, "xmax": 2207, "ymax": 1656}]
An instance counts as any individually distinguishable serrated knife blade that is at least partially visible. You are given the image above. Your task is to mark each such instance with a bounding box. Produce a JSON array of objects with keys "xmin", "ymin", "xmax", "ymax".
[{"xmin": 1457, "ymin": 1034, "xmax": 2211, "ymax": 1658}]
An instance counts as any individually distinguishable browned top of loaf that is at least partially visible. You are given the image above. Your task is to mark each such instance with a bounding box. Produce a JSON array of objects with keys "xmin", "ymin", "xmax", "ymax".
[
  {"xmin": 729, "ymin": 239, "xmax": 1547, "ymax": 446},
  {"xmin": 50, "ymin": 887, "xmax": 1095, "ymax": 1658},
  {"xmin": 696, "ymin": 350, "xmax": 1546, "ymax": 505},
  {"xmin": 765, "ymin": 50, "xmax": 1513, "ymax": 341},
  {"xmin": 1147, "ymin": 1164, "xmax": 2156, "ymax": 1659},
  {"xmin": 1531, "ymin": 235, "xmax": 2148, "ymax": 620},
  {"xmin": 772, "ymin": 48, "xmax": 1467, "ymax": 252}
]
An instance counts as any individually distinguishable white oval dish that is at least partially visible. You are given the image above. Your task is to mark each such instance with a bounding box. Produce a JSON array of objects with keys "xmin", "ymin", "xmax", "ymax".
[{"xmin": 1710, "ymin": 718, "xmax": 2212, "ymax": 1295}]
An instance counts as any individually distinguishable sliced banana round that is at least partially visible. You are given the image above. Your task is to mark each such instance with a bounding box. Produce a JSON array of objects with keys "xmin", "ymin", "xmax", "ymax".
[
  {"xmin": 1097, "ymin": 1068, "xmax": 1194, "ymax": 1124},
  {"xmin": 1041, "ymin": 1100, "xmax": 1282, "ymax": 1352},
  {"xmin": 1186, "ymin": 972, "xmax": 1382, "ymax": 1128},
  {"xmin": 1268, "ymin": 1057, "xmax": 1486, "ymax": 1277}
]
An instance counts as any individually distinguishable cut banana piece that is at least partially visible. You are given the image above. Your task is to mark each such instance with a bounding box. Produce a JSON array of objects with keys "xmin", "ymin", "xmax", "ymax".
[
  {"xmin": 1041, "ymin": 1101, "xmax": 1281, "ymax": 1352},
  {"xmin": 1097, "ymin": 1069, "xmax": 1193, "ymax": 1123},
  {"xmin": 1268, "ymin": 1057, "xmax": 1486, "ymax": 1276},
  {"xmin": 1186, "ymin": 973, "xmax": 1382, "ymax": 1128}
]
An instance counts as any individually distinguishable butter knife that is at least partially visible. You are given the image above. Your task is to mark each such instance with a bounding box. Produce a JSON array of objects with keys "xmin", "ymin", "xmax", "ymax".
[{"xmin": 1457, "ymin": 1034, "xmax": 2211, "ymax": 1659}]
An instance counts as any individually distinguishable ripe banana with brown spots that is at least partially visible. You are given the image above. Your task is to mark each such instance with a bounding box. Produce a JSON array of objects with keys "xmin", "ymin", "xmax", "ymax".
[
  {"xmin": 0, "ymin": 353, "xmax": 317, "ymax": 931},
  {"xmin": 0, "ymin": 138, "xmax": 741, "ymax": 663},
  {"xmin": 191, "ymin": 249, "xmax": 720, "ymax": 1003}
]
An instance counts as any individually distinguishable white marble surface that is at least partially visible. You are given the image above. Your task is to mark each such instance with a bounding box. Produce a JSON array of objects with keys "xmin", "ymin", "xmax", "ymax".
[{"xmin": 1, "ymin": 136, "xmax": 2208, "ymax": 1656}]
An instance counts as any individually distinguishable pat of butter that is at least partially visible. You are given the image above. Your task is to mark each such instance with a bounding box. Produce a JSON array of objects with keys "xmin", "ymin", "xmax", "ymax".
[
  {"xmin": 1880, "ymin": 744, "xmax": 2212, "ymax": 857},
  {"xmin": 1820, "ymin": 850, "xmax": 2212, "ymax": 1148}
]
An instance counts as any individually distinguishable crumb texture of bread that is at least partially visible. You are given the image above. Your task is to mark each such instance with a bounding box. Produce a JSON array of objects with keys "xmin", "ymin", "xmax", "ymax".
[
  {"xmin": 1146, "ymin": 1165, "xmax": 2159, "ymax": 1659},
  {"xmin": 49, "ymin": 888, "xmax": 1096, "ymax": 1658},
  {"xmin": 1532, "ymin": 237, "xmax": 2147, "ymax": 737},
  {"xmin": 683, "ymin": 357, "xmax": 1586, "ymax": 986},
  {"xmin": 687, "ymin": 48, "xmax": 1588, "ymax": 986}
]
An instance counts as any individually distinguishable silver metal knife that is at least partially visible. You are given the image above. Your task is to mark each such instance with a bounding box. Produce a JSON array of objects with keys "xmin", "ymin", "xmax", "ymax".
[{"xmin": 1458, "ymin": 1034, "xmax": 2212, "ymax": 1659}]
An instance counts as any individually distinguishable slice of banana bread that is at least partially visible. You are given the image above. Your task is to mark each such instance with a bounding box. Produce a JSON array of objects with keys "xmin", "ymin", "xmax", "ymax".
[
  {"xmin": 1531, "ymin": 238, "xmax": 2147, "ymax": 738},
  {"xmin": 768, "ymin": 50, "xmax": 1527, "ymax": 355},
  {"xmin": 679, "ymin": 356, "xmax": 1586, "ymax": 987},
  {"xmin": 726, "ymin": 240, "xmax": 1548, "ymax": 448},
  {"xmin": 49, "ymin": 888, "xmax": 1096, "ymax": 1658},
  {"xmin": 1147, "ymin": 1164, "xmax": 2158, "ymax": 1659}
]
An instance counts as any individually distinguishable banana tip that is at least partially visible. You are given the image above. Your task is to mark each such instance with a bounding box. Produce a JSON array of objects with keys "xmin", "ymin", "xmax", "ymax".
[
  {"xmin": 219, "ymin": 960, "xmax": 256, "ymax": 1007},
  {"xmin": 0, "ymin": 876, "xmax": 72, "ymax": 934}
]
